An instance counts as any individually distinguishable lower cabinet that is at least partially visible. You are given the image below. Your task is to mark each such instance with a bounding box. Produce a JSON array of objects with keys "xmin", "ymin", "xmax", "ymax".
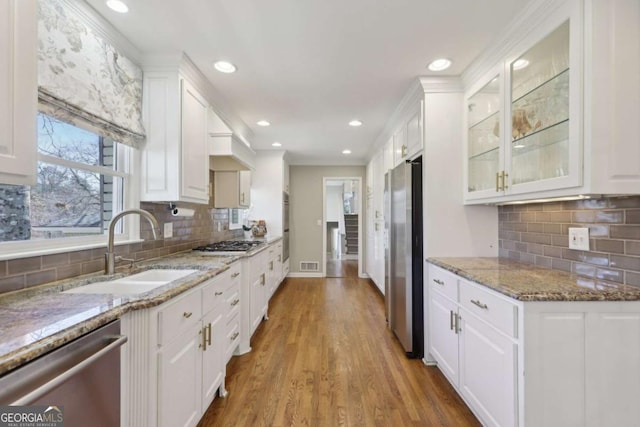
[
  {"xmin": 458, "ymin": 307, "xmax": 516, "ymax": 427},
  {"xmin": 122, "ymin": 265, "xmax": 239, "ymax": 427},
  {"xmin": 428, "ymin": 263, "xmax": 640, "ymax": 427}
]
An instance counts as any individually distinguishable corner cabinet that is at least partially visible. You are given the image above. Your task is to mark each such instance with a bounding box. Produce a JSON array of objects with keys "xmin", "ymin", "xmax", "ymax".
[
  {"xmin": 0, "ymin": 0, "xmax": 37, "ymax": 186},
  {"xmin": 141, "ymin": 70, "xmax": 210, "ymax": 204},
  {"xmin": 464, "ymin": 0, "xmax": 640, "ymax": 204}
]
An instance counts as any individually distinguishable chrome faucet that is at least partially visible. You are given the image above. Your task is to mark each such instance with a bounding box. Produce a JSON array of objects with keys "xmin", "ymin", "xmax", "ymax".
[{"xmin": 105, "ymin": 209, "xmax": 161, "ymax": 274}]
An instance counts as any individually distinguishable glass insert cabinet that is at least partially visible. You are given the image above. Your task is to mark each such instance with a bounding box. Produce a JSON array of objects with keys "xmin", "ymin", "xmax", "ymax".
[{"xmin": 465, "ymin": 16, "xmax": 582, "ymax": 203}]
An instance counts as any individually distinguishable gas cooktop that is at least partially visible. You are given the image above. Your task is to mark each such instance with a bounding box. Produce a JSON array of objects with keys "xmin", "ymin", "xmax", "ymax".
[{"xmin": 193, "ymin": 240, "xmax": 264, "ymax": 253}]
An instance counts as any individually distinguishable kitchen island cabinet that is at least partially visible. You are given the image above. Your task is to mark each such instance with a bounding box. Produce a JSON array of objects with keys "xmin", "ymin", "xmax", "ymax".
[{"xmin": 427, "ymin": 258, "xmax": 640, "ymax": 427}]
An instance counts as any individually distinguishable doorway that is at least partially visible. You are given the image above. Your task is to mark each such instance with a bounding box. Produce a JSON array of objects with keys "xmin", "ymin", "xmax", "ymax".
[{"xmin": 323, "ymin": 177, "xmax": 362, "ymax": 278}]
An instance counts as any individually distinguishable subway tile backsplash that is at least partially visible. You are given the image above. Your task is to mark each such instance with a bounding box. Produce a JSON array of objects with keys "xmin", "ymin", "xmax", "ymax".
[
  {"xmin": 499, "ymin": 196, "xmax": 640, "ymax": 287},
  {"xmin": 0, "ymin": 202, "xmax": 242, "ymax": 294}
]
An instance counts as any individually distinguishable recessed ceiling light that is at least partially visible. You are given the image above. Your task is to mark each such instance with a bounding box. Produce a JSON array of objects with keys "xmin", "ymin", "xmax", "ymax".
[
  {"xmin": 106, "ymin": 0, "xmax": 128, "ymax": 13},
  {"xmin": 342, "ymin": 149, "xmax": 352, "ymax": 155},
  {"xmin": 348, "ymin": 120, "xmax": 362, "ymax": 127},
  {"xmin": 272, "ymin": 142, "xmax": 282, "ymax": 147},
  {"xmin": 213, "ymin": 60, "xmax": 237, "ymax": 74},
  {"xmin": 428, "ymin": 58, "xmax": 452, "ymax": 71},
  {"xmin": 256, "ymin": 120, "xmax": 271, "ymax": 127},
  {"xmin": 513, "ymin": 59, "xmax": 529, "ymax": 70}
]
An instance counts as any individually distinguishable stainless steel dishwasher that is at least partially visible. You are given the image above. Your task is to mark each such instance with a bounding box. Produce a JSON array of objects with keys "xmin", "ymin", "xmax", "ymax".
[{"xmin": 0, "ymin": 320, "xmax": 127, "ymax": 426}]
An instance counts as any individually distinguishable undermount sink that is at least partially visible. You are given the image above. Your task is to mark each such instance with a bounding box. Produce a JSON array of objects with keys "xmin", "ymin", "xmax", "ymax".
[{"xmin": 64, "ymin": 269, "xmax": 200, "ymax": 296}]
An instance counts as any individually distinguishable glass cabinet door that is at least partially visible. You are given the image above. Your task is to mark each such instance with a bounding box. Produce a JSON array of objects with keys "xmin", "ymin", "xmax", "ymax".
[
  {"xmin": 467, "ymin": 76, "xmax": 501, "ymax": 195},
  {"xmin": 509, "ymin": 21, "xmax": 570, "ymax": 187}
]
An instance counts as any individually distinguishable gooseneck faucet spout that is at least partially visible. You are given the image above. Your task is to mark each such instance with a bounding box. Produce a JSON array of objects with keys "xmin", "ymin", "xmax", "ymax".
[{"xmin": 105, "ymin": 209, "xmax": 161, "ymax": 274}]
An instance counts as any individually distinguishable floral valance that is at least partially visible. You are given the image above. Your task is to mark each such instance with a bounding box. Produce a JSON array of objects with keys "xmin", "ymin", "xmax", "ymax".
[{"xmin": 37, "ymin": 0, "xmax": 145, "ymax": 147}]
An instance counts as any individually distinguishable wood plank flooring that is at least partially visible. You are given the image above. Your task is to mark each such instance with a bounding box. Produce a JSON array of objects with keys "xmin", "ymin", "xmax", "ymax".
[
  {"xmin": 198, "ymin": 276, "xmax": 480, "ymax": 427},
  {"xmin": 326, "ymin": 259, "xmax": 358, "ymax": 278}
]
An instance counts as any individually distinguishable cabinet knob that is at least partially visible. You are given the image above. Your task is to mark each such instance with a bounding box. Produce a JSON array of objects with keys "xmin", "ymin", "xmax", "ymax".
[
  {"xmin": 183, "ymin": 312, "xmax": 193, "ymax": 318},
  {"xmin": 215, "ymin": 291, "xmax": 223, "ymax": 296}
]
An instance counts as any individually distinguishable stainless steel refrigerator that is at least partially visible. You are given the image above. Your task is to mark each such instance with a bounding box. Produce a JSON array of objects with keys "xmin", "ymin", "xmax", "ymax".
[{"xmin": 384, "ymin": 157, "xmax": 423, "ymax": 358}]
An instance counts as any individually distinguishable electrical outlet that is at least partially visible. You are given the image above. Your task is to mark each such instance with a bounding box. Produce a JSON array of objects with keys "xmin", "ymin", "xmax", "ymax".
[
  {"xmin": 163, "ymin": 222, "xmax": 173, "ymax": 239},
  {"xmin": 568, "ymin": 227, "xmax": 589, "ymax": 250}
]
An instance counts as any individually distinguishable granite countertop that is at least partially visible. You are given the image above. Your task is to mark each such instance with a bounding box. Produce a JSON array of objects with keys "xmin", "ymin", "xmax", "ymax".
[
  {"xmin": 428, "ymin": 257, "xmax": 640, "ymax": 302},
  {"xmin": 0, "ymin": 251, "xmax": 242, "ymax": 376}
]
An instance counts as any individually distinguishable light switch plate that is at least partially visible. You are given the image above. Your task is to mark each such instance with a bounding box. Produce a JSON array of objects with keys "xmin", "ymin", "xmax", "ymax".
[
  {"xmin": 164, "ymin": 222, "xmax": 173, "ymax": 239},
  {"xmin": 568, "ymin": 227, "xmax": 589, "ymax": 250}
]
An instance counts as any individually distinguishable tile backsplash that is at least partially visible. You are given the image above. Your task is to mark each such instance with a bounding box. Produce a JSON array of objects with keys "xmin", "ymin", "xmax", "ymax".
[
  {"xmin": 499, "ymin": 196, "xmax": 640, "ymax": 287},
  {"xmin": 0, "ymin": 202, "xmax": 242, "ymax": 294}
]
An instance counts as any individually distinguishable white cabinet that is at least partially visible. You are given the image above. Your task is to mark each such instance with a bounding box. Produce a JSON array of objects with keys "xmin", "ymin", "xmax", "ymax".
[
  {"xmin": 392, "ymin": 100, "xmax": 423, "ymax": 168},
  {"xmin": 0, "ymin": 0, "xmax": 37, "ymax": 186},
  {"xmin": 427, "ymin": 264, "xmax": 518, "ymax": 427},
  {"xmin": 122, "ymin": 267, "xmax": 240, "ymax": 426},
  {"xmin": 464, "ymin": 0, "xmax": 640, "ymax": 204},
  {"xmin": 365, "ymin": 151, "xmax": 385, "ymax": 293},
  {"xmin": 458, "ymin": 307, "xmax": 517, "ymax": 427},
  {"xmin": 156, "ymin": 276, "xmax": 227, "ymax": 427},
  {"xmin": 266, "ymin": 241, "xmax": 283, "ymax": 298},
  {"xmin": 250, "ymin": 151, "xmax": 289, "ymax": 236},
  {"xmin": 428, "ymin": 261, "xmax": 640, "ymax": 427},
  {"xmin": 429, "ymin": 290, "xmax": 459, "ymax": 384},
  {"xmin": 213, "ymin": 170, "xmax": 251, "ymax": 208},
  {"xmin": 141, "ymin": 68, "xmax": 210, "ymax": 204},
  {"xmin": 249, "ymin": 250, "xmax": 268, "ymax": 335}
]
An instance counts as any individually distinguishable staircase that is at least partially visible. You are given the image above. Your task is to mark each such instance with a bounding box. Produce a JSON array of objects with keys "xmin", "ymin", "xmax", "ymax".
[{"xmin": 344, "ymin": 214, "xmax": 358, "ymax": 255}]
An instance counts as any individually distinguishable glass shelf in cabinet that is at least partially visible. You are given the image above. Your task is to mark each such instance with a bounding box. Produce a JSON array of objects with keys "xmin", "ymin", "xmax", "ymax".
[
  {"xmin": 511, "ymin": 119, "xmax": 569, "ymax": 156},
  {"xmin": 468, "ymin": 145, "xmax": 500, "ymax": 162},
  {"xmin": 468, "ymin": 110, "xmax": 500, "ymax": 131},
  {"xmin": 512, "ymin": 68, "xmax": 569, "ymax": 105}
]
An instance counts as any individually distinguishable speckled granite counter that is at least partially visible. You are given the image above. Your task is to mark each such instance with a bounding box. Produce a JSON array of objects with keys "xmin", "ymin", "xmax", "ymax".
[
  {"xmin": 428, "ymin": 257, "xmax": 640, "ymax": 302},
  {"xmin": 0, "ymin": 252, "xmax": 242, "ymax": 376}
]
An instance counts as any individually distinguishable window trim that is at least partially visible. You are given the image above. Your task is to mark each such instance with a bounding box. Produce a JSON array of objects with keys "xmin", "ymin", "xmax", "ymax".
[{"xmin": 0, "ymin": 125, "xmax": 142, "ymax": 260}]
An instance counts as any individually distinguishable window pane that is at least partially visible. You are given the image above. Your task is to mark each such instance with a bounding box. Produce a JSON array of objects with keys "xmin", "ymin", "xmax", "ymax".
[{"xmin": 37, "ymin": 113, "xmax": 117, "ymax": 169}]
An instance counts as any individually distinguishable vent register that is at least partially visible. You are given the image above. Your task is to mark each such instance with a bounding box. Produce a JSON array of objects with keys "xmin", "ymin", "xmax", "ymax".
[{"xmin": 300, "ymin": 261, "xmax": 320, "ymax": 271}]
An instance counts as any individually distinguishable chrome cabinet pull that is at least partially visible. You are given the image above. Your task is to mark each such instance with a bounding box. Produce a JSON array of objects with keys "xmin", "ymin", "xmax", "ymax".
[
  {"xmin": 450, "ymin": 310, "xmax": 455, "ymax": 331},
  {"xmin": 433, "ymin": 279, "xmax": 444, "ymax": 286},
  {"xmin": 215, "ymin": 291, "xmax": 223, "ymax": 296},
  {"xmin": 231, "ymin": 272, "xmax": 240, "ymax": 278},
  {"xmin": 206, "ymin": 323, "xmax": 212, "ymax": 346},
  {"xmin": 471, "ymin": 299, "xmax": 488, "ymax": 310},
  {"xmin": 183, "ymin": 312, "xmax": 193, "ymax": 318},
  {"xmin": 261, "ymin": 273, "xmax": 266, "ymax": 285},
  {"xmin": 231, "ymin": 299, "xmax": 240, "ymax": 306},
  {"xmin": 231, "ymin": 332, "xmax": 239, "ymax": 341}
]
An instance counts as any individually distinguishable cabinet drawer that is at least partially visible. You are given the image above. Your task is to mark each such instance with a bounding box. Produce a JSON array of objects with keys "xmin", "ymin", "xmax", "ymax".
[
  {"xmin": 225, "ymin": 262, "xmax": 241, "ymax": 289},
  {"xmin": 158, "ymin": 290, "xmax": 202, "ymax": 346},
  {"xmin": 428, "ymin": 264, "xmax": 458, "ymax": 301},
  {"xmin": 225, "ymin": 321, "xmax": 240, "ymax": 363},
  {"xmin": 459, "ymin": 280, "xmax": 518, "ymax": 338},
  {"xmin": 202, "ymin": 274, "xmax": 226, "ymax": 313},
  {"xmin": 225, "ymin": 289, "xmax": 240, "ymax": 324}
]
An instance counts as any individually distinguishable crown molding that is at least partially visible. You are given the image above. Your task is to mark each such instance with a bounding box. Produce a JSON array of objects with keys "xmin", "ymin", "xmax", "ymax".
[
  {"xmin": 419, "ymin": 76, "xmax": 463, "ymax": 93},
  {"xmin": 64, "ymin": 0, "xmax": 142, "ymax": 63}
]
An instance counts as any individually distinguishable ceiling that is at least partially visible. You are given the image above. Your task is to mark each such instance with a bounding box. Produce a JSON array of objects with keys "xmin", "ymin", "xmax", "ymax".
[{"xmin": 86, "ymin": 0, "xmax": 530, "ymax": 165}]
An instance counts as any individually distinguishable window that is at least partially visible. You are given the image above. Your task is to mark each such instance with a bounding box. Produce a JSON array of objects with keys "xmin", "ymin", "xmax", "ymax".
[{"xmin": 0, "ymin": 113, "xmax": 134, "ymax": 252}]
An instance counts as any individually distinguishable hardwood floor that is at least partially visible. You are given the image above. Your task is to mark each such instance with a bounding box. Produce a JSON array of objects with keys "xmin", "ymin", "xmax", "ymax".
[
  {"xmin": 198, "ymin": 276, "xmax": 480, "ymax": 427},
  {"xmin": 326, "ymin": 259, "xmax": 358, "ymax": 278}
]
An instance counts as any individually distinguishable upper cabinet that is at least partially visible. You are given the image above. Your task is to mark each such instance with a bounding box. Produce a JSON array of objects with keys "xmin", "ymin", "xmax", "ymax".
[
  {"xmin": 213, "ymin": 170, "xmax": 251, "ymax": 209},
  {"xmin": 0, "ymin": 0, "xmax": 37, "ymax": 186},
  {"xmin": 464, "ymin": 0, "xmax": 640, "ymax": 204},
  {"xmin": 141, "ymin": 65, "xmax": 210, "ymax": 204},
  {"xmin": 392, "ymin": 100, "xmax": 423, "ymax": 168}
]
